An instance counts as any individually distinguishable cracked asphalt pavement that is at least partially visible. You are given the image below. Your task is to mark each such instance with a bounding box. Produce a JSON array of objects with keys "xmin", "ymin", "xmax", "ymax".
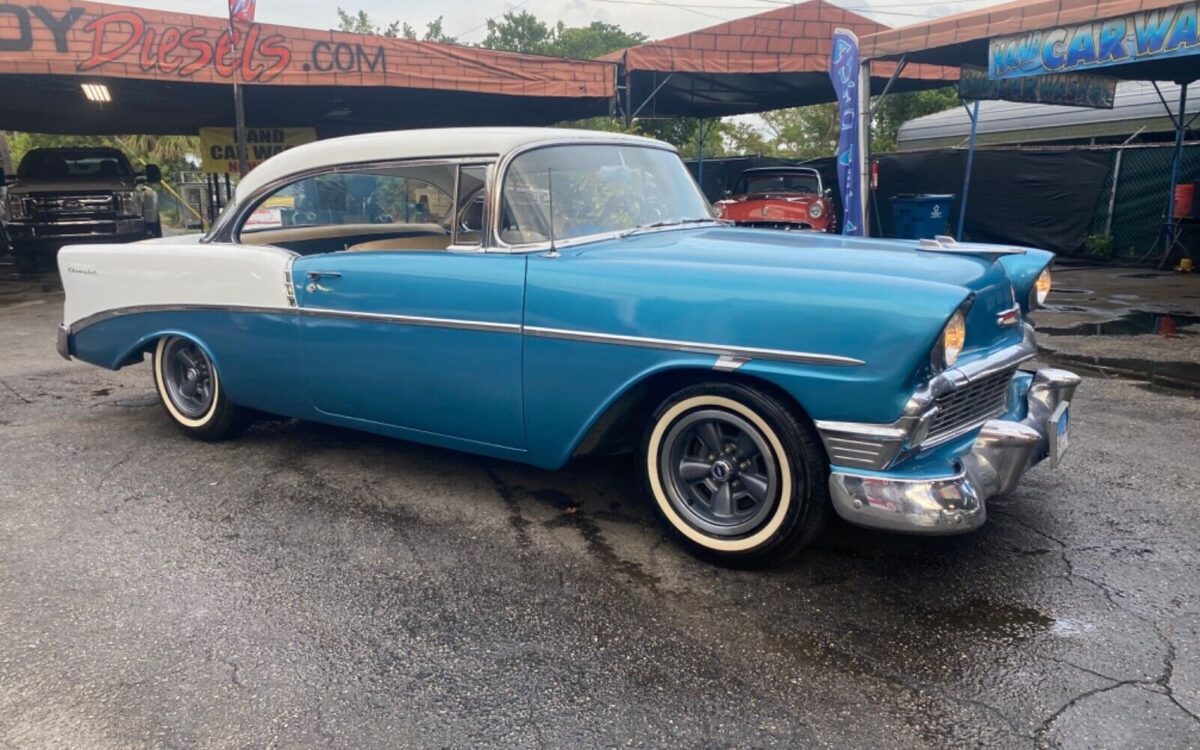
[{"xmin": 2, "ymin": 272, "xmax": 1199, "ymax": 749}]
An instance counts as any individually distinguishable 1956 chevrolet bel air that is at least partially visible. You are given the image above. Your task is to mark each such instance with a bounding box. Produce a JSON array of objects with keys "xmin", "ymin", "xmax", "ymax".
[{"xmin": 56, "ymin": 128, "xmax": 1079, "ymax": 565}]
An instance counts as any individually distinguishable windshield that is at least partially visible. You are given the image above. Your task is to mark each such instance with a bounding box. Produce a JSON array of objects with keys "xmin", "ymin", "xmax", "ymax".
[
  {"xmin": 500, "ymin": 144, "xmax": 711, "ymax": 245},
  {"xmin": 18, "ymin": 151, "xmax": 133, "ymax": 181},
  {"xmin": 736, "ymin": 171, "xmax": 820, "ymax": 195}
]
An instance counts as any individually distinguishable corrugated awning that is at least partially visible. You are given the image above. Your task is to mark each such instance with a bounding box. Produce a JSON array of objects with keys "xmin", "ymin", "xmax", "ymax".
[{"xmin": 602, "ymin": 0, "xmax": 956, "ymax": 119}]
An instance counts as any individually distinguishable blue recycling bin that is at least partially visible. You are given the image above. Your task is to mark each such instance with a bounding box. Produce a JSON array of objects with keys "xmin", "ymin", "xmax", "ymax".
[{"xmin": 889, "ymin": 194, "xmax": 955, "ymax": 240}]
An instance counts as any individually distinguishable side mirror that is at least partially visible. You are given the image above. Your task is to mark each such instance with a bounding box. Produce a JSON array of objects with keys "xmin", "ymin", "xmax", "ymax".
[
  {"xmin": 144, "ymin": 164, "xmax": 162, "ymax": 184},
  {"xmin": 823, "ymin": 188, "xmax": 833, "ymax": 199}
]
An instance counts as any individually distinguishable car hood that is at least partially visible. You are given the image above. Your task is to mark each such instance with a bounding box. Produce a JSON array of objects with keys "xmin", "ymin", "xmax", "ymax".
[
  {"xmin": 9, "ymin": 179, "xmax": 138, "ymax": 194},
  {"xmin": 723, "ymin": 192, "xmax": 819, "ymax": 203},
  {"xmin": 573, "ymin": 225, "xmax": 1014, "ymax": 293}
]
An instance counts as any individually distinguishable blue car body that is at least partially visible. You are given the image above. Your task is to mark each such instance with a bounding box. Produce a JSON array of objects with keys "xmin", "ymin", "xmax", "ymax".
[{"xmin": 57, "ymin": 128, "xmax": 1078, "ymax": 544}]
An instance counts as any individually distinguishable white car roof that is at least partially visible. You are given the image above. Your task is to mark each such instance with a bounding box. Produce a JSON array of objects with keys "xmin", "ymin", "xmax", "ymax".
[{"xmin": 235, "ymin": 127, "xmax": 670, "ymax": 202}]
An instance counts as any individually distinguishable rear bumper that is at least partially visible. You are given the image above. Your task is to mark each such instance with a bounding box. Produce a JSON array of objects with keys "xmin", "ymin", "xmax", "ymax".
[
  {"xmin": 827, "ymin": 367, "xmax": 1080, "ymax": 534},
  {"xmin": 57, "ymin": 324, "xmax": 72, "ymax": 360}
]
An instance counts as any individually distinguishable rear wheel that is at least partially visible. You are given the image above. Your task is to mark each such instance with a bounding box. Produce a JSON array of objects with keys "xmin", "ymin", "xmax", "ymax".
[
  {"xmin": 641, "ymin": 382, "xmax": 830, "ymax": 566},
  {"xmin": 152, "ymin": 336, "xmax": 248, "ymax": 440}
]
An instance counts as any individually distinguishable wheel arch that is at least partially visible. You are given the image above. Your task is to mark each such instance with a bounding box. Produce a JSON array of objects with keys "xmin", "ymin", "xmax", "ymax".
[
  {"xmin": 569, "ymin": 363, "xmax": 820, "ymax": 462},
  {"xmin": 110, "ymin": 328, "xmax": 225, "ymax": 377}
]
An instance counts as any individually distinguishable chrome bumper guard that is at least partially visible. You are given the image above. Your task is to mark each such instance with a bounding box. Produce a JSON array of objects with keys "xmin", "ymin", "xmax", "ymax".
[
  {"xmin": 56, "ymin": 324, "xmax": 71, "ymax": 360},
  {"xmin": 827, "ymin": 367, "xmax": 1080, "ymax": 535}
]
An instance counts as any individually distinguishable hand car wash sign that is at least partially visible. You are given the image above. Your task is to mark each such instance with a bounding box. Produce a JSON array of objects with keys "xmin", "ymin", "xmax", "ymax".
[
  {"xmin": 991, "ymin": 1, "xmax": 1200, "ymax": 78},
  {"xmin": 199, "ymin": 127, "xmax": 315, "ymax": 174}
]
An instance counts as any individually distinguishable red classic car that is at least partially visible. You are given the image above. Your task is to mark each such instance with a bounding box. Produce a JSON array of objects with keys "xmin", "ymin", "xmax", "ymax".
[{"xmin": 714, "ymin": 167, "xmax": 836, "ymax": 232}]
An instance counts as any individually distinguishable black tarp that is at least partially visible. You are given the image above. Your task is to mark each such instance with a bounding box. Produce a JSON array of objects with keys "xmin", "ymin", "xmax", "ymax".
[{"xmin": 688, "ymin": 148, "xmax": 1111, "ymax": 255}]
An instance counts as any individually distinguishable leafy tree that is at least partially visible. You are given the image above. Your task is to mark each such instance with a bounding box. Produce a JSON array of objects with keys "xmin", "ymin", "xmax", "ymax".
[
  {"xmin": 336, "ymin": 8, "xmax": 400, "ymax": 38},
  {"xmin": 545, "ymin": 21, "xmax": 645, "ymax": 59},
  {"xmin": 870, "ymin": 87, "xmax": 959, "ymax": 153},
  {"xmin": 6, "ymin": 132, "xmax": 198, "ymax": 174},
  {"xmin": 481, "ymin": 11, "xmax": 553, "ymax": 53}
]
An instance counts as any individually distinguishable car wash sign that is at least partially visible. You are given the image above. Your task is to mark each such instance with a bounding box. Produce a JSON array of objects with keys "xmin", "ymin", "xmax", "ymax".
[
  {"xmin": 991, "ymin": 2, "xmax": 1200, "ymax": 79},
  {"xmin": 959, "ymin": 65, "xmax": 1116, "ymax": 108},
  {"xmin": 199, "ymin": 127, "xmax": 315, "ymax": 174}
]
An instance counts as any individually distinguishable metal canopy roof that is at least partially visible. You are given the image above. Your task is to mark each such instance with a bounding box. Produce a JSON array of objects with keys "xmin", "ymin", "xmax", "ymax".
[
  {"xmin": 0, "ymin": 0, "xmax": 615, "ymax": 135},
  {"xmin": 859, "ymin": 0, "xmax": 1200, "ymax": 83},
  {"xmin": 603, "ymin": 0, "xmax": 956, "ymax": 119},
  {"xmin": 896, "ymin": 80, "xmax": 1196, "ymax": 149}
]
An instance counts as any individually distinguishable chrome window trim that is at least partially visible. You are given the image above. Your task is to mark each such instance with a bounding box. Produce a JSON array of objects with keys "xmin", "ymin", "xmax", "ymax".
[
  {"xmin": 490, "ymin": 138, "xmax": 709, "ymax": 254},
  {"xmin": 208, "ymin": 155, "xmax": 501, "ymax": 245}
]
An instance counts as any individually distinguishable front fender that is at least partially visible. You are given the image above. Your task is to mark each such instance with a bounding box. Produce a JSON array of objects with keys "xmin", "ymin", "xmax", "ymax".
[{"xmin": 999, "ymin": 248, "xmax": 1054, "ymax": 313}]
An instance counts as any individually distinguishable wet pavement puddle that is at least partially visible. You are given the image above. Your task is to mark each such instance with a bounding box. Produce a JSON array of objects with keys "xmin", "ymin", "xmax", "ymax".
[{"xmin": 1039, "ymin": 310, "xmax": 1200, "ymax": 338}]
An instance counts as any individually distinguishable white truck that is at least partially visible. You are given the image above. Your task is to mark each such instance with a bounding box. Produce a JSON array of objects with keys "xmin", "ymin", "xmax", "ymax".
[{"xmin": 3, "ymin": 147, "xmax": 161, "ymax": 275}]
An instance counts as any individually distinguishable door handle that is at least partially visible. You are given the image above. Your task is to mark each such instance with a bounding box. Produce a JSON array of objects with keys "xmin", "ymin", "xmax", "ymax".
[{"xmin": 305, "ymin": 270, "xmax": 341, "ymax": 293}]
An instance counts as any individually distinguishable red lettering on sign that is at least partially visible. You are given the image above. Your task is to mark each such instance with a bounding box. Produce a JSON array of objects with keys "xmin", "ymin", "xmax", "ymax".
[
  {"xmin": 77, "ymin": 11, "xmax": 145, "ymax": 71},
  {"xmin": 72, "ymin": 10, "xmax": 306, "ymax": 83},
  {"xmin": 178, "ymin": 28, "xmax": 214, "ymax": 76},
  {"xmin": 138, "ymin": 27, "xmax": 157, "ymax": 71},
  {"xmin": 158, "ymin": 27, "xmax": 182, "ymax": 73},
  {"xmin": 257, "ymin": 34, "xmax": 290, "ymax": 81}
]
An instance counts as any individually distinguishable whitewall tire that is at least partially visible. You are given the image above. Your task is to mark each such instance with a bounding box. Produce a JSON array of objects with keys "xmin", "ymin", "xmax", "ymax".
[
  {"xmin": 641, "ymin": 382, "xmax": 830, "ymax": 566},
  {"xmin": 152, "ymin": 336, "xmax": 249, "ymax": 441}
]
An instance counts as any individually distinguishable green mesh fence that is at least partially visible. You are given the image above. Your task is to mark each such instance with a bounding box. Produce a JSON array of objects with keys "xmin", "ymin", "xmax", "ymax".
[{"xmin": 1090, "ymin": 143, "xmax": 1200, "ymax": 262}]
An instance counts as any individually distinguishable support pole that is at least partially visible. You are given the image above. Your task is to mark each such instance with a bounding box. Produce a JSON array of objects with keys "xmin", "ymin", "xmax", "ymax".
[
  {"xmin": 956, "ymin": 99, "xmax": 980, "ymax": 242},
  {"xmin": 226, "ymin": 17, "xmax": 250, "ymax": 178},
  {"xmin": 857, "ymin": 59, "xmax": 872, "ymax": 236},
  {"xmin": 696, "ymin": 119, "xmax": 708, "ymax": 193},
  {"xmin": 1160, "ymin": 81, "xmax": 1188, "ymax": 267},
  {"xmin": 1104, "ymin": 148, "xmax": 1124, "ymax": 238}
]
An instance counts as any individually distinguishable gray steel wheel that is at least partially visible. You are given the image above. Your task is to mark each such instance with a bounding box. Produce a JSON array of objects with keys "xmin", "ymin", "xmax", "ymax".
[
  {"xmin": 160, "ymin": 337, "xmax": 215, "ymax": 419},
  {"xmin": 658, "ymin": 408, "xmax": 780, "ymax": 537}
]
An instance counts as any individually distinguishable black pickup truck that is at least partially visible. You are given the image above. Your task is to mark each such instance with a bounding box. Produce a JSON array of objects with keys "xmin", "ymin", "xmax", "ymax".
[{"xmin": 3, "ymin": 147, "xmax": 161, "ymax": 275}]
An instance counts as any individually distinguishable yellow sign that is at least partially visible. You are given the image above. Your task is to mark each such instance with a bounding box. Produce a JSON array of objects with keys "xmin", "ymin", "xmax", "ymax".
[{"xmin": 198, "ymin": 127, "xmax": 317, "ymax": 175}]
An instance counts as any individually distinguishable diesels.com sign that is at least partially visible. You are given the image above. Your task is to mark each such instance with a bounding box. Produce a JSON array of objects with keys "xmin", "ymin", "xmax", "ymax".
[
  {"xmin": 0, "ymin": 0, "xmax": 614, "ymax": 99},
  {"xmin": 990, "ymin": 1, "xmax": 1200, "ymax": 79}
]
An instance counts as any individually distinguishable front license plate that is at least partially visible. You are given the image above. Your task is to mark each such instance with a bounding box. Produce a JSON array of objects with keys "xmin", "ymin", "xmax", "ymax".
[{"xmin": 1048, "ymin": 402, "xmax": 1070, "ymax": 467}]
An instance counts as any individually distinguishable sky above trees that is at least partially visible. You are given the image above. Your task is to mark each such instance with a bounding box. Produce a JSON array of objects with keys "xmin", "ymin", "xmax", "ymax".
[{"xmin": 106, "ymin": 0, "xmax": 995, "ymax": 48}]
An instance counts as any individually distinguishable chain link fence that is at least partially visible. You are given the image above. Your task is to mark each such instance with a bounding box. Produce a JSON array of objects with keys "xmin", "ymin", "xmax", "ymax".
[{"xmin": 1086, "ymin": 142, "xmax": 1200, "ymax": 262}]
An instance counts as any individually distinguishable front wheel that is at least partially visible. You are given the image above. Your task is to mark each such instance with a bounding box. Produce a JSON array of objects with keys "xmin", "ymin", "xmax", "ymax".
[
  {"xmin": 641, "ymin": 382, "xmax": 830, "ymax": 566},
  {"xmin": 152, "ymin": 336, "xmax": 248, "ymax": 440}
]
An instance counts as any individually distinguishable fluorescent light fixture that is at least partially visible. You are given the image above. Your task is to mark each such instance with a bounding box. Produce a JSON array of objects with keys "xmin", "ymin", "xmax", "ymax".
[{"xmin": 81, "ymin": 83, "xmax": 111, "ymax": 103}]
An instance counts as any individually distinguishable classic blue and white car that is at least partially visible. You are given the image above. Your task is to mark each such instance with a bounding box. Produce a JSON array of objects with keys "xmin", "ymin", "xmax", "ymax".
[{"xmin": 56, "ymin": 128, "xmax": 1078, "ymax": 565}]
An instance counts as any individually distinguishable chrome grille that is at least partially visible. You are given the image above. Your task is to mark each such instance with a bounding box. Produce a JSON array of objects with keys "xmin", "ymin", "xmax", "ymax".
[
  {"xmin": 926, "ymin": 368, "xmax": 1014, "ymax": 445},
  {"xmin": 35, "ymin": 194, "xmax": 113, "ymax": 214}
]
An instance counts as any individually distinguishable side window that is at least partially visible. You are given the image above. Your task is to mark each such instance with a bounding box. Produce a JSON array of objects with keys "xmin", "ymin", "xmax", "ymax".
[
  {"xmin": 238, "ymin": 163, "xmax": 465, "ymax": 254},
  {"xmin": 453, "ymin": 165, "xmax": 487, "ymax": 247}
]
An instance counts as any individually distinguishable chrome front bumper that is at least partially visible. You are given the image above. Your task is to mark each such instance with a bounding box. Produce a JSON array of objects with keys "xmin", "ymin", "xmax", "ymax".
[{"xmin": 827, "ymin": 367, "xmax": 1080, "ymax": 534}]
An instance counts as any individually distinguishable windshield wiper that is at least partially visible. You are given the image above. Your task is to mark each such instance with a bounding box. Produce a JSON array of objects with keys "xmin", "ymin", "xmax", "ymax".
[{"xmin": 620, "ymin": 217, "xmax": 721, "ymax": 238}]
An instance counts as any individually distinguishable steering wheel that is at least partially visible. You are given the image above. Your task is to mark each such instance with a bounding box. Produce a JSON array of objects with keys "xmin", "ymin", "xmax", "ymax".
[{"xmin": 600, "ymin": 193, "xmax": 645, "ymax": 228}]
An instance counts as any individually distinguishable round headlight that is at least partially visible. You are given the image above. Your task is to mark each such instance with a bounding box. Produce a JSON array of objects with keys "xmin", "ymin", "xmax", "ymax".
[
  {"xmin": 1032, "ymin": 267, "xmax": 1052, "ymax": 308},
  {"xmin": 941, "ymin": 311, "xmax": 966, "ymax": 368},
  {"xmin": 808, "ymin": 202, "xmax": 824, "ymax": 219}
]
